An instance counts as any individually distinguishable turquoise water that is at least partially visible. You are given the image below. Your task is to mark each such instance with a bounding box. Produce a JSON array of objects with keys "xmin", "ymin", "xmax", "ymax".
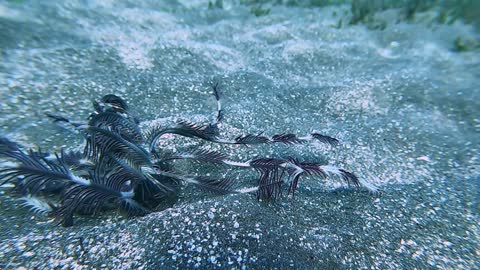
[{"xmin": 0, "ymin": 1, "xmax": 478, "ymax": 269}]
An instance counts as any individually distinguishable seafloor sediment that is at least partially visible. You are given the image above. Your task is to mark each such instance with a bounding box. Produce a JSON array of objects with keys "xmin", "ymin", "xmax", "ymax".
[{"xmin": 0, "ymin": 1, "xmax": 478, "ymax": 269}]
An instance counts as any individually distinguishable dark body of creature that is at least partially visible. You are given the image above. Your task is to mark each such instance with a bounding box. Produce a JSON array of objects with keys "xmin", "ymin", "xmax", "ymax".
[{"xmin": 0, "ymin": 83, "xmax": 373, "ymax": 226}]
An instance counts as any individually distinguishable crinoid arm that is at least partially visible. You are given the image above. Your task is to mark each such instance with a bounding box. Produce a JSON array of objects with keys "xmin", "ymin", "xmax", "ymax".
[
  {"xmin": 100, "ymin": 94, "xmax": 129, "ymax": 114},
  {"xmin": 150, "ymin": 143, "xmax": 373, "ymax": 200},
  {"xmin": 18, "ymin": 196, "xmax": 55, "ymax": 215},
  {"xmin": 211, "ymin": 80, "xmax": 224, "ymax": 124},
  {"xmin": 87, "ymin": 111, "xmax": 144, "ymax": 144},
  {"xmin": 153, "ymin": 168, "xmax": 237, "ymax": 195},
  {"xmin": 146, "ymin": 118, "xmax": 340, "ymax": 154},
  {"xmin": 84, "ymin": 126, "xmax": 151, "ymax": 166},
  {"xmin": 155, "ymin": 149, "xmax": 228, "ymax": 165},
  {"xmin": 45, "ymin": 113, "xmax": 72, "ymax": 124},
  {"xmin": 224, "ymin": 156, "xmax": 364, "ymax": 200},
  {"xmin": 0, "ymin": 137, "xmax": 152, "ymax": 226},
  {"xmin": 0, "ymin": 140, "xmax": 89, "ymax": 193},
  {"xmin": 52, "ymin": 158, "xmax": 151, "ymax": 226}
]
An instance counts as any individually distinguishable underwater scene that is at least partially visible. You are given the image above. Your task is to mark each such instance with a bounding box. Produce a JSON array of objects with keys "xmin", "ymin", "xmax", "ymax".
[{"xmin": 0, "ymin": 0, "xmax": 479, "ymax": 269}]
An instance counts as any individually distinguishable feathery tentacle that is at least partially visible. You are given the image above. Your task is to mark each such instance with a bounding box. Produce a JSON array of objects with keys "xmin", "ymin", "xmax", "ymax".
[{"xmin": 211, "ymin": 81, "xmax": 224, "ymax": 123}]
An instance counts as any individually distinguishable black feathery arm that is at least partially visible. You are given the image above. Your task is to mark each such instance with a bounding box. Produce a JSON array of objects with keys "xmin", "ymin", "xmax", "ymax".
[
  {"xmin": 152, "ymin": 168, "xmax": 237, "ymax": 195},
  {"xmin": 84, "ymin": 126, "xmax": 151, "ymax": 166},
  {"xmin": 107, "ymin": 153, "xmax": 175, "ymax": 197},
  {"xmin": 148, "ymin": 144, "xmax": 367, "ymax": 199},
  {"xmin": 152, "ymin": 147, "xmax": 359, "ymax": 190},
  {"xmin": 88, "ymin": 112, "xmax": 144, "ymax": 144},
  {"xmin": 55, "ymin": 183, "xmax": 146, "ymax": 227},
  {"xmin": 55, "ymin": 159, "xmax": 148, "ymax": 227},
  {"xmin": 45, "ymin": 113, "xmax": 86, "ymax": 129},
  {"xmin": 211, "ymin": 80, "xmax": 224, "ymax": 124},
  {"xmin": 154, "ymin": 149, "xmax": 228, "ymax": 165},
  {"xmin": 0, "ymin": 146, "xmax": 91, "ymax": 194},
  {"xmin": 146, "ymin": 120, "xmax": 220, "ymax": 152},
  {"xmin": 217, "ymin": 156, "xmax": 365, "ymax": 199},
  {"xmin": 146, "ymin": 121, "xmax": 339, "ymax": 153}
]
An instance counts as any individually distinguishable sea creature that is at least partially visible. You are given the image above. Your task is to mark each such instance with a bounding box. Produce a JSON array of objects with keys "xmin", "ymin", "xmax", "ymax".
[{"xmin": 0, "ymin": 82, "xmax": 374, "ymax": 226}]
